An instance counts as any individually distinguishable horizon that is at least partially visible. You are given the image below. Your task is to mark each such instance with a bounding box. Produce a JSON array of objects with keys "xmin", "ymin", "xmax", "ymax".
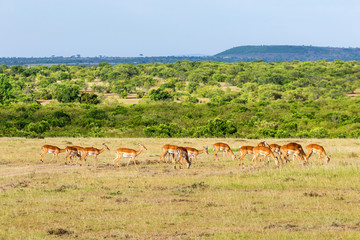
[{"xmin": 1, "ymin": 45, "xmax": 360, "ymax": 59}]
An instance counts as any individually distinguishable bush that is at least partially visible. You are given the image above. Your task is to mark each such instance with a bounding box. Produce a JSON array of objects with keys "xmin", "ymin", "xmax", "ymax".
[
  {"xmin": 27, "ymin": 120, "xmax": 50, "ymax": 134},
  {"xmin": 310, "ymin": 127, "xmax": 329, "ymax": 138},
  {"xmin": 80, "ymin": 93, "xmax": 100, "ymax": 104},
  {"xmin": 149, "ymin": 88, "xmax": 173, "ymax": 101}
]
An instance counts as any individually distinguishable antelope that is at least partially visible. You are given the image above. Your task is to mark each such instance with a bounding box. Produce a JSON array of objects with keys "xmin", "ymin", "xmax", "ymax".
[
  {"xmin": 213, "ymin": 142, "xmax": 236, "ymax": 161},
  {"xmin": 258, "ymin": 141, "xmax": 271, "ymax": 148},
  {"xmin": 113, "ymin": 144, "xmax": 147, "ymax": 170},
  {"xmin": 40, "ymin": 145, "xmax": 66, "ymax": 163},
  {"xmin": 79, "ymin": 143, "xmax": 110, "ymax": 167},
  {"xmin": 64, "ymin": 145, "xmax": 84, "ymax": 164},
  {"xmin": 305, "ymin": 144, "xmax": 330, "ymax": 164},
  {"xmin": 280, "ymin": 143, "xmax": 306, "ymax": 165},
  {"xmin": 238, "ymin": 146, "xmax": 254, "ymax": 166},
  {"xmin": 159, "ymin": 144, "xmax": 179, "ymax": 163},
  {"xmin": 184, "ymin": 146, "xmax": 208, "ymax": 164},
  {"xmin": 64, "ymin": 146, "xmax": 81, "ymax": 164},
  {"xmin": 269, "ymin": 144, "xmax": 281, "ymax": 155},
  {"xmin": 251, "ymin": 146, "xmax": 279, "ymax": 166},
  {"xmin": 174, "ymin": 146, "xmax": 191, "ymax": 169}
]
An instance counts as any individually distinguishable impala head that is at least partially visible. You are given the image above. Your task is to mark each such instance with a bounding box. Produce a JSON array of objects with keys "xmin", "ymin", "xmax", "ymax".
[
  {"xmin": 326, "ymin": 156, "xmax": 330, "ymax": 163},
  {"xmin": 102, "ymin": 143, "xmax": 110, "ymax": 151},
  {"xmin": 139, "ymin": 144, "xmax": 147, "ymax": 150},
  {"xmin": 203, "ymin": 146, "xmax": 209, "ymax": 154}
]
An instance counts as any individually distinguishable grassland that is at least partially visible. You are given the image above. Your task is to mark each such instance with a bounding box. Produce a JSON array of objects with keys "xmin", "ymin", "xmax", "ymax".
[{"xmin": 1, "ymin": 138, "xmax": 360, "ymax": 239}]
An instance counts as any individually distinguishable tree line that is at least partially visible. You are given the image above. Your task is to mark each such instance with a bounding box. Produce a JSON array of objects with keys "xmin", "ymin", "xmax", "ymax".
[{"xmin": 0, "ymin": 60, "xmax": 359, "ymax": 138}]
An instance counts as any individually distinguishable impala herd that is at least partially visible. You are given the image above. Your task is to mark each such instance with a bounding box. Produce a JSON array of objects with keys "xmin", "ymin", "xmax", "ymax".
[{"xmin": 40, "ymin": 141, "xmax": 330, "ymax": 169}]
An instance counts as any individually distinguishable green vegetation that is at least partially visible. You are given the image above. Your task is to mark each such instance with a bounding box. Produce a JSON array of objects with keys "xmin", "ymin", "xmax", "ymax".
[
  {"xmin": 215, "ymin": 45, "xmax": 360, "ymax": 61},
  {"xmin": 0, "ymin": 60, "xmax": 359, "ymax": 138}
]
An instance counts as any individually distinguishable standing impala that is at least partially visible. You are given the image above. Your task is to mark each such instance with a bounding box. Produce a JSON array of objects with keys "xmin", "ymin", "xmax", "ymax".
[
  {"xmin": 113, "ymin": 144, "xmax": 147, "ymax": 170},
  {"xmin": 40, "ymin": 145, "xmax": 66, "ymax": 163},
  {"xmin": 238, "ymin": 146, "xmax": 254, "ymax": 166},
  {"xmin": 159, "ymin": 144, "xmax": 179, "ymax": 163},
  {"xmin": 280, "ymin": 143, "xmax": 306, "ymax": 165},
  {"xmin": 79, "ymin": 143, "xmax": 110, "ymax": 167},
  {"xmin": 251, "ymin": 146, "xmax": 279, "ymax": 166},
  {"xmin": 213, "ymin": 142, "xmax": 236, "ymax": 161},
  {"xmin": 184, "ymin": 146, "xmax": 208, "ymax": 164},
  {"xmin": 305, "ymin": 144, "xmax": 330, "ymax": 164}
]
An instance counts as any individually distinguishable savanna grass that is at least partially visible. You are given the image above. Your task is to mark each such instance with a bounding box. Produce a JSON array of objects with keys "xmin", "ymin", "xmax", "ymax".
[{"xmin": 0, "ymin": 138, "xmax": 360, "ymax": 239}]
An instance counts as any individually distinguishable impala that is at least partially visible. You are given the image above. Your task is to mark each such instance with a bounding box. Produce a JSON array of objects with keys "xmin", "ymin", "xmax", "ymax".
[
  {"xmin": 280, "ymin": 143, "xmax": 306, "ymax": 165},
  {"xmin": 213, "ymin": 142, "xmax": 236, "ymax": 161},
  {"xmin": 64, "ymin": 146, "xmax": 83, "ymax": 164},
  {"xmin": 305, "ymin": 144, "xmax": 330, "ymax": 164},
  {"xmin": 184, "ymin": 146, "xmax": 208, "ymax": 164},
  {"xmin": 113, "ymin": 144, "xmax": 147, "ymax": 170},
  {"xmin": 238, "ymin": 146, "xmax": 254, "ymax": 166},
  {"xmin": 159, "ymin": 144, "xmax": 179, "ymax": 163},
  {"xmin": 40, "ymin": 145, "xmax": 66, "ymax": 163},
  {"xmin": 269, "ymin": 144, "xmax": 281, "ymax": 155},
  {"xmin": 257, "ymin": 141, "xmax": 271, "ymax": 148},
  {"xmin": 251, "ymin": 146, "xmax": 279, "ymax": 166},
  {"xmin": 174, "ymin": 146, "xmax": 191, "ymax": 169},
  {"xmin": 79, "ymin": 143, "xmax": 110, "ymax": 167}
]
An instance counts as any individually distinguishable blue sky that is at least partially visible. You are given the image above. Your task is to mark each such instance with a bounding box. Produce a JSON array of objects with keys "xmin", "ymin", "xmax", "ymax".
[{"xmin": 1, "ymin": 0, "xmax": 360, "ymax": 57}]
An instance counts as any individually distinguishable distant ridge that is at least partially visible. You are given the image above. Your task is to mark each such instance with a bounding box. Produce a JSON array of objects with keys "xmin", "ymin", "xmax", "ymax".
[{"xmin": 215, "ymin": 45, "xmax": 360, "ymax": 61}]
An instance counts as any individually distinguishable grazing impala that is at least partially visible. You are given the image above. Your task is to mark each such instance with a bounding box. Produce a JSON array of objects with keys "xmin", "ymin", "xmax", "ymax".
[
  {"xmin": 113, "ymin": 144, "xmax": 147, "ymax": 170},
  {"xmin": 251, "ymin": 146, "xmax": 279, "ymax": 166},
  {"xmin": 258, "ymin": 141, "xmax": 271, "ymax": 148},
  {"xmin": 79, "ymin": 143, "xmax": 110, "ymax": 167},
  {"xmin": 184, "ymin": 146, "xmax": 208, "ymax": 164},
  {"xmin": 159, "ymin": 144, "xmax": 179, "ymax": 163},
  {"xmin": 238, "ymin": 146, "xmax": 254, "ymax": 166},
  {"xmin": 213, "ymin": 143, "xmax": 236, "ymax": 161},
  {"xmin": 40, "ymin": 145, "xmax": 66, "ymax": 163},
  {"xmin": 174, "ymin": 146, "xmax": 191, "ymax": 169},
  {"xmin": 269, "ymin": 144, "xmax": 281, "ymax": 155},
  {"xmin": 305, "ymin": 144, "xmax": 330, "ymax": 164},
  {"xmin": 280, "ymin": 143, "xmax": 306, "ymax": 165}
]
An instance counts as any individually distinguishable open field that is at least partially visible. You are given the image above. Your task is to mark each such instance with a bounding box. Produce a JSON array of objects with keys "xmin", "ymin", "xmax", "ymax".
[{"xmin": 1, "ymin": 138, "xmax": 360, "ymax": 239}]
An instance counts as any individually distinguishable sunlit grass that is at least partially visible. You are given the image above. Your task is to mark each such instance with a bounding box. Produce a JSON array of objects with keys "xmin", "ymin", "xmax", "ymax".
[{"xmin": 0, "ymin": 138, "xmax": 360, "ymax": 239}]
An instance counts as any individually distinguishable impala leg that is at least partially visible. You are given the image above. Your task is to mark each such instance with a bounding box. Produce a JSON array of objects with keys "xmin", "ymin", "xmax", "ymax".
[
  {"xmin": 40, "ymin": 150, "xmax": 47, "ymax": 162},
  {"xmin": 306, "ymin": 151, "xmax": 313, "ymax": 163},
  {"xmin": 56, "ymin": 152, "xmax": 60, "ymax": 163},
  {"xmin": 113, "ymin": 154, "xmax": 120, "ymax": 168},
  {"xmin": 133, "ymin": 157, "xmax": 139, "ymax": 170},
  {"xmin": 239, "ymin": 154, "xmax": 245, "ymax": 166},
  {"xmin": 213, "ymin": 148, "xmax": 219, "ymax": 161},
  {"xmin": 159, "ymin": 150, "xmax": 166, "ymax": 164},
  {"xmin": 50, "ymin": 153, "xmax": 55, "ymax": 162}
]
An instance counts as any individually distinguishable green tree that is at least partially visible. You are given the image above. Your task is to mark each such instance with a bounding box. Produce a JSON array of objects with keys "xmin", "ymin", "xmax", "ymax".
[
  {"xmin": 55, "ymin": 84, "xmax": 80, "ymax": 103},
  {"xmin": 149, "ymin": 88, "xmax": 173, "ymax": 101},
  {"xmin": 0, "ymin": 74, "xmax": 14, "ymax": 104}
]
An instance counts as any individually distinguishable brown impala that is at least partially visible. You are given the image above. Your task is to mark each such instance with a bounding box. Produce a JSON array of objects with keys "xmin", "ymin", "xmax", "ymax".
[
  {"xmin": 251, "ymin": 146, "xmax": 279, "ymax": 166},
  {"xmin": 184, "ymin": 146, "xmax": 208, "ymax": 164},
  {"xmin": 40, "ymin": 145, "xmax": 66, "ymax": 163},
  {"xmin": 79, "ymin": 143, "xmax": 110, "ymax": 167},
  {"xmin": 305, "ymin": 144, "xmax": 330, "ymax": 164},
  {"xmin": 113, "ymin": 144, "xmax": 147, "ymax": 170},
  {"xmin": 238, "ymin": 146, "xmax": 254, "ymax": 166},
  {"xmin": 280, "ymin": 143, "xmax": 306, "ymax": 165},
  {"xmin": 213, "ymin": 142, "xmax": 236, "ymax": 161}
]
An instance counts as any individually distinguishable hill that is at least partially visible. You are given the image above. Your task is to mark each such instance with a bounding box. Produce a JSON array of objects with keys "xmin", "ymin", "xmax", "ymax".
[{"xmin": 215, "ymin": 45, "xmax": 360, "ymax": 61}]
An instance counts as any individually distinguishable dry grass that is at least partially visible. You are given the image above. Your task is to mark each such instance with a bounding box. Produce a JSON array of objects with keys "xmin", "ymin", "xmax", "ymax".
[{"xmin": 1, "ymin": 138, "xmax": 360, "ymax": 239}]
